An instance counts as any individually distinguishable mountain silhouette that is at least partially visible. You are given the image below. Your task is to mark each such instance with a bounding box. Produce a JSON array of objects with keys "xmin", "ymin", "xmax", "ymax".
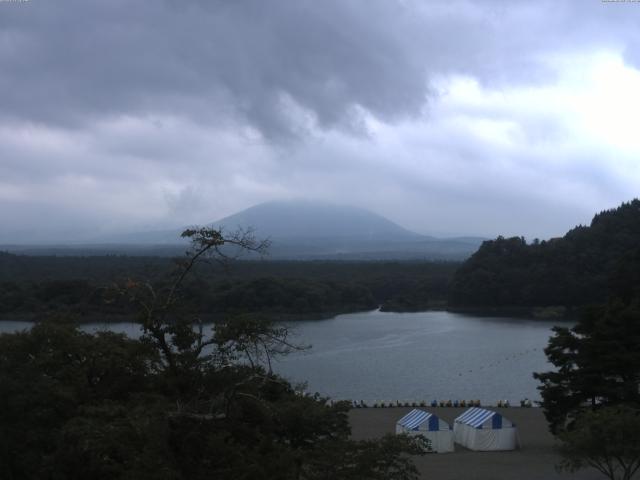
[{"xmin": 14, "ymin": 200, "xmax": 484, "ymax": 260}]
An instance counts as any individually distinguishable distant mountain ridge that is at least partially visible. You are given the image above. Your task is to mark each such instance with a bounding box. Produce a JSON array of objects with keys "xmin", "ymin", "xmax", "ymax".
[
  {"xmin": 172, "ymin": 200, "xmax": 483, "ymax": 259},
  {"xmin": 4, "ymin": 200, "xmax": 485, "ymax": 260},
  {"xmin": 211, "ymin": 200, "xmax": 423, "ymax": 241}
]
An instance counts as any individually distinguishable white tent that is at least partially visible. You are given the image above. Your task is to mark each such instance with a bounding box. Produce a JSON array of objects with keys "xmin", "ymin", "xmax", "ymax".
[
  {"xmin": 453, "ymin": 407, "xmax": 519, "ymax": 451},
  {"xmin": 395, "ymin": 409, "xmax": 454, "ymax": 453}
]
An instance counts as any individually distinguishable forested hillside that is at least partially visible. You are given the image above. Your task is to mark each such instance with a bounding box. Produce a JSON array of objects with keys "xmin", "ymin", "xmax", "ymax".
[
  {"xmin": 0, "ymin": 254, "xmax": 457, "ymax": 319},
  {"xmin": 450, "ymin": 199, "xmax": 640, "ymax": 309}
]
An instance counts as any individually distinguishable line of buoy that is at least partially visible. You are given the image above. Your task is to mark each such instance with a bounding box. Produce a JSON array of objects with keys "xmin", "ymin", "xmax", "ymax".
[
  {"xmin": 454, "ymin": 347, "xmax": 542, "ymax": 376},
  {"xmin": 335, "ymin": 398, "xmax": 535, "ymax": 408},
  {"xmin": 342, "ymin": 399, "xmax": 484, "ymax": 408}
]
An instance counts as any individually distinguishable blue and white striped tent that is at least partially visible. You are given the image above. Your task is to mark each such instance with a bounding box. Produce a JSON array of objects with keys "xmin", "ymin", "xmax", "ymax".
[
  {"xmin": 454, "ymin": 407, "xmax": 519, "ymax": 451},
  {"xmin": 396, "ymin": 409, "xmax": 454, "ymax": 453}
]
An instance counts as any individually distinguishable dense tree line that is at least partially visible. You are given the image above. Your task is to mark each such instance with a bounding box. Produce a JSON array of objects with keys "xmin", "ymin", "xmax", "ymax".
[
  {"xmin": 450, "ymin": 199, "xmax": 640, "ymax": 309},
  {"xmin": 0, "ymin": 254, "xmax": 457, "ymax": 319},
  {"xmin": 0, "ymin": 277, "xmax": 376, "ymax": 319},
  {"xmin": 534, "ymin": 246, "xmax": 640, "ymax": 430}
]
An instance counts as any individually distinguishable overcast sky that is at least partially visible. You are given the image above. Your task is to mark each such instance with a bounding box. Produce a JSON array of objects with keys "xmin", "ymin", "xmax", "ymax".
[{"xmin": 1, "ymin": 0, "xmax": 639, "ymax": 242}]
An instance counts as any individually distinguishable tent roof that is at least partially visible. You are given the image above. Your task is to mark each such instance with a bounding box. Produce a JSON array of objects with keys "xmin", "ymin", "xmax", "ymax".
[
  {"xmin": 455, "ymin": 407, "xmax": 502, "ymax": 428},
  {"xmin": 397, "ymin": 409, "xmax": 436, "ymax": 430}
]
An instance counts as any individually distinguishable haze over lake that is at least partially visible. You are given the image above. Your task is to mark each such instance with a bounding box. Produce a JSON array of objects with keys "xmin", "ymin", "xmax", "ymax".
[{"xmin": 1, "ymin": 311, "xmax": 559, "ymax": 404}]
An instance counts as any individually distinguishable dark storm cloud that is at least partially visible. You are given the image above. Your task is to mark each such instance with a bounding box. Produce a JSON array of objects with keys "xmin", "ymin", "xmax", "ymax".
[{"xmin": 0, "ymin": 0, "xmax": 431, "ymax": 137}]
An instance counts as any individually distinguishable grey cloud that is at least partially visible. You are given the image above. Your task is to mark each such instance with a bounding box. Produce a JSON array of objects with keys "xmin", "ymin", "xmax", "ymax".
[
  {"xmin": 2, "ymin": 0, "xmax": 637, "ymax": 140},
  {"xmin": 0, "ymin": 0, "xmax": 429, "ymax": 138},
  {"xmin": 1, "ymin": 0, "xmax": 640, "ymax": 242}
]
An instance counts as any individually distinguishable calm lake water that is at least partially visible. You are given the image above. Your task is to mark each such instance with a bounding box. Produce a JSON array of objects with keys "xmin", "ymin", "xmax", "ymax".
[{"xmin": 0, "ymin": 310, "xmax": 562, "ymax": 404}]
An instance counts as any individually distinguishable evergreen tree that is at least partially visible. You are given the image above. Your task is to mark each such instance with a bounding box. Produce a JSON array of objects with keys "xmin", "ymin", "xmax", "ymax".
[{"xmin": 534, "ymin": 246, "xmax": 640, "ymax": 433}]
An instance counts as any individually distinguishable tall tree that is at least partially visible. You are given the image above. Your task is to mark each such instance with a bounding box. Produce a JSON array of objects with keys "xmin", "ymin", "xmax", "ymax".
[
  {"xmin": 534, "ymin": 247, "xmax": 640, "ymax": 433},
  {"xmin": 557, "ymin": 405, "xmax": 640, "ymax": 480}
]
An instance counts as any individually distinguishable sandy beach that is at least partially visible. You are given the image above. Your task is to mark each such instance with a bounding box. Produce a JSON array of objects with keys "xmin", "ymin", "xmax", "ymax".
[{"xmin": 349, "ymin": 407, "xmax": 605, "ymax": 480}]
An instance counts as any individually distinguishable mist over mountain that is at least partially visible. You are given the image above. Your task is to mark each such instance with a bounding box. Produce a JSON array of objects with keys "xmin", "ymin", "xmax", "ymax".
[
  {"xmin": 212, "ymin": 201, "xmax": 423, "ymax": 241},
  {"xmin": 3, "ymin": 201, "xmax": 484, "ymax": 260},
  {"xmin": 210, "ymin": 201, "xmax": 483, "ymax": 260}
]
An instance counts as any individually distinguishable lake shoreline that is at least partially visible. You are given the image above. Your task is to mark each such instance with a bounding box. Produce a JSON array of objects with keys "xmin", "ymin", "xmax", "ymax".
[
  {"xmin": 0, "ymin": 310, "xmax": 360, "ymax": 324},
  {"xmin": 447, "ymin": 305, "xmax": 582, "ymax": 321},
  {"xmin": 0, "ymin": 305, "xmax": 579, "ymax": 323}
]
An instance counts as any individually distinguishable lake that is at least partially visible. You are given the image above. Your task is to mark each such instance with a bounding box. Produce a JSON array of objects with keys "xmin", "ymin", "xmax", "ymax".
[{"xmin": 0, "ymin": 310, "xmax": 562, "ymax": 405}]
